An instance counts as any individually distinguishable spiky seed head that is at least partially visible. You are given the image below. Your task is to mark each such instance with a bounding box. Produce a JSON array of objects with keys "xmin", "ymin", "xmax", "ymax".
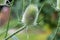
[{"xmin": 22, "ymin": 4, "xmax": 38, "ymax": 25}]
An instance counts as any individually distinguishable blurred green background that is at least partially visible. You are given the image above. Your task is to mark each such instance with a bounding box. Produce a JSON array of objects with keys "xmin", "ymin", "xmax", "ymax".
[{"xmin": 0, "ymin": 0, "xmax": 60, "ymax": 40}]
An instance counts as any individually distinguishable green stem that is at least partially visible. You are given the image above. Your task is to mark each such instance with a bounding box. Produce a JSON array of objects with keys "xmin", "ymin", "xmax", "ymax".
[
  {"xmin": 4, "ymin": 12, "xmax": 10, "ymax": 38},
  {"xmin": 4, "ymin": 0, "xmax": 15, "ymax": 38},
  {"xmin": 5, "ymin": 25, "xmax": 26, "ymax": 40},
  {"xmin": 48, "ymin": 12, "xmax": 60, "ymax": 40},
  {"xmin": 52, "ymin": 12, "xmax": 60, "ymax": 40},
  {"xmin": 34, "ymin": 3, "xmax": 45, "ymax": 25}
]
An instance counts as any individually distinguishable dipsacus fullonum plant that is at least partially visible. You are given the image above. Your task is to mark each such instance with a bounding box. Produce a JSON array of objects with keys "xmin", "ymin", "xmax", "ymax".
[{"xmin": 22, "ymin": 4, "xmax": 38, "ymax": 25}]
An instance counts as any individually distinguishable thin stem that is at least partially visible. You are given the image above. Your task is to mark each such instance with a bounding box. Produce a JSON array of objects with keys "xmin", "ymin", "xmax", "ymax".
[
  {"xmin": 4, "ymin": 11, "xmax": 10, "ymax": 38},
  {"xmin": 16, "ymin": 11, "xmax": 20, "ymax": 22},
  {"xmin": 5, "ymin": 24, "xmax": 26, "ymax": 40},
  {"xmin": 57, "ymin": 0, "xmax": 60, "ymax": 10},
  {"xmin": 26, "ymin": 26, "xmax": 29, "ymax": 40},
  {"xmin": 4, "ymin": 0, "xmax": 15, "ymax": 38},
  {"xmin": 52, "ymin": 12, "xmax": 60, "ymax": 40},
  {"xmin": 33, "ymin": 3, "xmax": 45, "ymax": 25},
  {"xmin": 48, "ymin": 12, "xmax": 60, "ymax": 40},
  {"xmin": 22, "ymin": 0, "xmax": 25, "ymax": 13},
  {"xmin": 51, "ymin": 27, "xmax": 59, "ymax": 40}
]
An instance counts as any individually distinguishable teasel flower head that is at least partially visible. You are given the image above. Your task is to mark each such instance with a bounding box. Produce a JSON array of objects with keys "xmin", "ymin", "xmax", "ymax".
[{"xmin": 22, "ymin": 4, "xmax": 38, "ymax": 25}]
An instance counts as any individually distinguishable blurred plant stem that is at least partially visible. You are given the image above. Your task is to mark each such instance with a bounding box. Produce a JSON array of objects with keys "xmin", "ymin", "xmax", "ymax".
[
  {"xmin": 57, "ymin": 0, "xmax": 60, "ymax": 10},
  {"xmin": 5, "ymin": 24, "xmax": 26, "ymax": 40},
  {"xmin": 4, "ymin": 0, "xmax": 15, "ymax": 38},
  {"xmin": 4, "ymin": 18, "xmax": 11, "ymax": 39},
  {"xmin": 48, "ymin": 11, "xmax": 60, "ymax": 40},
  {"xmin": 4, "ymin": 9, "xmax": 11, "ymax": 38}
]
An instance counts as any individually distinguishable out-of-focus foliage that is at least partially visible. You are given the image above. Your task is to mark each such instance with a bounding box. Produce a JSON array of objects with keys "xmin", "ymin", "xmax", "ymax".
[
  {"xmin": 0, "ymin": 0, "xmax": 60, "ymax": 40},
  {"xmin": 0, "ymin": 0, "xmax": 5, "ymax": 4}
]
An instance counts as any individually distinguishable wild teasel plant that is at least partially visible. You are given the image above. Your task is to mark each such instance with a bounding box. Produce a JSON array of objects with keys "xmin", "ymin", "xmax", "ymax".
[
  {"xmin": 5, "ymin": 4, "xmax": 39, "ymax": 40},
  {"xmin": 4, "ymin": 0, "xmax": 60, "ymax": 40}
]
